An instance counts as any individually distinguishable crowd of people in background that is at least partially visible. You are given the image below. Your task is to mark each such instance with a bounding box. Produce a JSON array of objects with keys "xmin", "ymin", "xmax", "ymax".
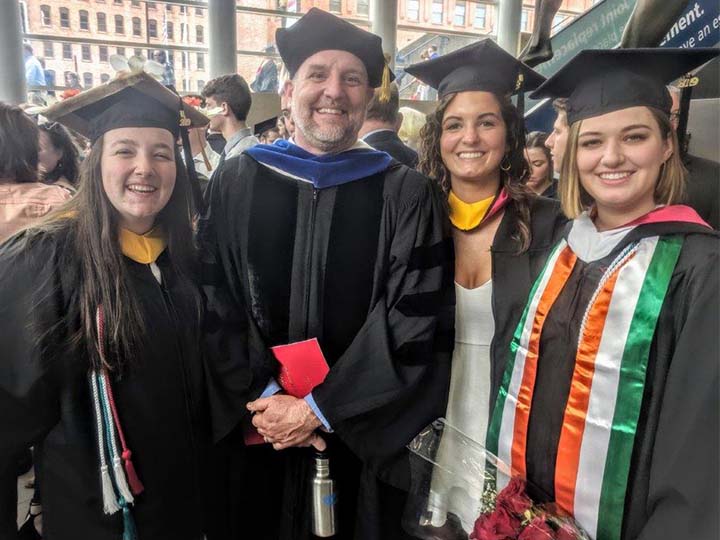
[{"xmin": 2, "ymin": 8, "xmax": 718, "ymax": 540}]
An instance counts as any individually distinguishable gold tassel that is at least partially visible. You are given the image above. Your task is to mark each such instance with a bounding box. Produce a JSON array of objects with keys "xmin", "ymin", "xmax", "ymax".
[{"xmin": 379, "ymin": 53, "xmax": 392, "ymax": 103}]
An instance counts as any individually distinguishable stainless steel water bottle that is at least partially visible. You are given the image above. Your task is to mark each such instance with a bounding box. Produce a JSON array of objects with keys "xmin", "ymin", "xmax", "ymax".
[{"xmin": 311, "ymin": 451, "xmax": 337, "ymax": 537}]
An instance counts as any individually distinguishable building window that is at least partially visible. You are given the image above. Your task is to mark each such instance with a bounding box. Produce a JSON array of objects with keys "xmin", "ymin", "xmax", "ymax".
[
  {"xmin": 181, "ymin": 52, "xmax": 187, "ymax": 69},
  {"xmin": 114, "ymin": 0, "xmax": 123, "ymax": 4},
  {"xmin": 148, "ymin": 2, "xmax": 156, "ymax": 9},
  {"xmin": 196, "ymin": 52, "xmax": 205, "ymax": 70},
  {"xmin": 59, "ymin": 7, "xmax": 70, "ymax": 28},
  {"xmin": 99, "ymin": 45, "xmax": 108, "ymax": 62},
  {"xmin": 40, "ymin": 5, "xmax": 51, "ymax": 25},
  {"xmin": 131, "ymin": 0, "xmax": 140, "ymax": 6},
  {"xmin": 97, "ymin": 12, "xmax": 107, "ymax": 32},
  {"xmin": 166, "ymin": 4, "xmax": 173, "ymax": 12},
  {"xmin": 357, "ymin": 0, "xmax": 368, "ymax": 16},
  {"xmin": 62, "ymin": 43, "xmax": 72, "ymax": 59},
  {"xmin": 196, "ymin": 7, "xmax": 203, "ymax": 15},
  {"xmin": 473, "ymin": 4, "xmax": 486, "ymax": 28},
  {"xmin": 182, "ymin": 79, "xmax": 187, "ymax": 91},
  {"xmin": 196, "ymin": 25, "xmax": 204, "ymax": 43},
  {"xmin": 406, "ymin": 0, "xmax": 419, "ymax": 21},
  {"xmin": 116, "ymin": 46, "xmax": 126, "ymax": 56},
  {"xmin": 329, "ymin": 0, "xmax": 341, "ymax": 13},
  {"xmin": 180, "ymin": 23, "xmax": 186, "ymax": 41},
  {"xmin": 43, "ymin": 41, "xmax": 53, "ymax": 57},
  {"xmin": 521, "ymin": 9, "xmax": 529, "ymax": 31},
  {"xmin": 197, "ymin": 80, "xmax": 205, "ymax": 92},
  {"xmin": 431, "ymin": 0, "xmax": 443, "ymax": 24},
  {"xmin": 167, "ymin": 50, "xmax": 174, "ymax": 65},
  {"xmin": 166, "ymin": 21, "xmax": 174, "ymax": 40},
  {"xmin": 81, "ymin": 44, "xmax": 91, "ymax": 61},
  {"xmin": 79, "ymin": 10, "xmax": 89, "ymax": 30},
  {"xmin": 101, "ymin": 73, "xmax": 110, "ymax": 83},
  {"xmin": 115, "ymin": 15, "xmax": 125, "ymax": 34},
  {"xmin": 454, "ymin": 1, "xmax": 466, "ymax": 26},
  {"xmin": 180, "ymin": 5, "xmax": 187, "ymax": 14},
  {"xmin": 134, "ymin": 48, "xmax": 143, "ymax": 58},
  {"xmin": 132, "ymin": 17, "xmax": 142, "ymax": 36},
  {"xmin": 148, "ymin": 19, "xmax": 157, "ymax": 38},
  {"xmin": 552, "ymin": 13, "xmax": 568, "ymax": 30},
  {"xmin": 83, "ymin": 72, "xmax": 93, "ymax": 87}
]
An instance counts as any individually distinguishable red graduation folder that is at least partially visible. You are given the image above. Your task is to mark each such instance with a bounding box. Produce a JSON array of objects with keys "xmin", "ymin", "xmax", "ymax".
[{"xmin": 243, "ymin": 338, "xmax": 330, "ymax": 445}]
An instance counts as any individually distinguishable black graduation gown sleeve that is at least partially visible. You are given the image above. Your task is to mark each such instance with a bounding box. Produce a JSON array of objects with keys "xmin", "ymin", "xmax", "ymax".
[
  {"xmin": 0, "ymin": 233, "xmax": 64, "ymax": 538},
  {"xmin": 633, "ymin": 235, "xmax": 719, "ymax": 540},
  {"xmin": 311, "ymin": 178, "xmax": 454, "ymax": 484}
]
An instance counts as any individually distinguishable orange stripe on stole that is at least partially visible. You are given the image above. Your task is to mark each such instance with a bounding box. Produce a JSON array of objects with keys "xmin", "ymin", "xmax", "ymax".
[
  {"xmin": 554, "ymin": 261, "xmax": 627, "ymax": 515},
  {"xmin": 511, "ymin": 248, "xmax": 577, "ymax": 478}
]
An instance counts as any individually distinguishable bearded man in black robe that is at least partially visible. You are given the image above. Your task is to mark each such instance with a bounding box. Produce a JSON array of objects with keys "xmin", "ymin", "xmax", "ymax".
[{"xmin": 200, "ymin": 8, "xmax": 453, "ymax": 540}]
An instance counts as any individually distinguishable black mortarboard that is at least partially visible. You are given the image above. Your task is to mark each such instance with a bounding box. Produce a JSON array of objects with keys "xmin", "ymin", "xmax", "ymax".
[
  {"xmin": 42, "ymin": 72, "xmax": 208, "ymax": 142},
  {"xmin": 404, "ymin": 39, "xmax": 546, "ymax": 100},
  {"xmin": 530, "ymin": 48, "xmax": 720, "ymax": 125},
  {"xmin": 276, "ymin": 8, "xmax": 394, "ymax": 89},
  {"xmin": 254, "ymin": 117, "xmax": 279, "ymax": 137}
]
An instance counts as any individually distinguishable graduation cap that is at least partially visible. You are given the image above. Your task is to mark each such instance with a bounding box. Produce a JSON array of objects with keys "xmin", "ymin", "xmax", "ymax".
[
  {"xmin": 254, "ymin": 116, "xmax": 279, "ymax": 137},
  {"xmin": 404, "ymin": 39, "xmax": 546, "ymax": 100},
  {"xmin": 530, "ymin": 48, "xmax": 720, "ymax": 126},
  {"xmin": 275, "ymin": 8, "xmax": 394, "ymax": 90},
  {"xmin": 42, "ymin": 71, "xmax": 208, "ymax": 142}
]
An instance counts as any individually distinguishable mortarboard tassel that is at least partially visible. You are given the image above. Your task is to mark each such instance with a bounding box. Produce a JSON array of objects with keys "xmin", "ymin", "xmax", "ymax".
[
  {"xmin": 89, "ymin": 373, "xmax": 121, "ymax": 514},
  {"xmin": 379, "ymin": 53, "xmax": 392, "ymax": 104},
  {"xmin": 121, "ymin": 499, "xmax": 139, "ymax": 540}
]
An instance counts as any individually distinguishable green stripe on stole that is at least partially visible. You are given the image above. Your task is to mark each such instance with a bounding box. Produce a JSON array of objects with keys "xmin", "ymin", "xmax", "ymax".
[{"xmin": 596, "ymin": 236, "xmax": 683, "ymax": 540}]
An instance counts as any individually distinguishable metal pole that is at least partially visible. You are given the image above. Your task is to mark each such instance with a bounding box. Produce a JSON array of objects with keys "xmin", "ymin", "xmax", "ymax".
[
  {"xmin": 371, "ymin": 0, "xmax": 398, "ymax": 69},
  {"xmin": 497, "ymin": 0, "xmax": 524, "ymax": 55},
  {"xmin": 0, "ymin": 2, "xmax": 27, "ymax": 104},
  {"xmin": 208, "ymin": 0, "xmax": 237, "ymax": 77}
]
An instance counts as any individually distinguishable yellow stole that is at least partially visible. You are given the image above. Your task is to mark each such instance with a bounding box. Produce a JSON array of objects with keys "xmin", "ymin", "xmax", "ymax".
[
  {"xmin": 119, "ymin": 227, "xmax": 167, "ymax": 264},
  {"xmin": 448, "ymin": 190, "xmax": 495, "ymax": 231}
]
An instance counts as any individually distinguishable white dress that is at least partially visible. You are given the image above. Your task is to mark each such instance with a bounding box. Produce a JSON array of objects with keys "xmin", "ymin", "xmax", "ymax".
[{"xmin": 427, "ymin": 280, "xmax": 495, "ymax": 532}]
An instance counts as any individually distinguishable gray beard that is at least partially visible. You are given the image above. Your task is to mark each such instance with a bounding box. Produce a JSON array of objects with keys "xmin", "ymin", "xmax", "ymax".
[{"xmin": 293, "ymin": 117, "xmax": 359, "ymax": 154}]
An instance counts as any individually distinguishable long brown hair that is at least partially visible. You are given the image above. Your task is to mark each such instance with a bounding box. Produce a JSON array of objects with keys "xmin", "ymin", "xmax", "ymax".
[
  {"xmin": 35, "ymin": 134, "xmax": 199, "ymax": 372},
  {"xmin": 0, "ymin": 102, "xmax": 39, "ymax": 183},
  {"xmin": 418, "ymin": 92, "xmax": 535, "ymax": 252}
]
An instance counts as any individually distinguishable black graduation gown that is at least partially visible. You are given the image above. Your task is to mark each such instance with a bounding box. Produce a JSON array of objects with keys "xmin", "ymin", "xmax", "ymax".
[
  {"xmin": 363, "ymin": 130, "xmax": 419, "ymax": 169},
  {"xmin": 0, "ymin": 229, "xmax": 207, "ymax": 540},
  {"xmin": 519, "ymin": 222, "xmax": 719, "ymax": 539},
  {"xmin": 684, "ymin": 153, "xmax": 719, "ymax": 230},
  {"xmin": 200, "ymin": 154, "xmax": 454, "ymax": 540}
]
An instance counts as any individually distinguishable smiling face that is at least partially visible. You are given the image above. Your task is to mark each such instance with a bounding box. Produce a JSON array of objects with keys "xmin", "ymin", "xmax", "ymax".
[
  {"xmin": 525, "ymin": 146, "xmax": 551, "ymax": 193},
  {"xmin": 287, "ymin": 49, "xmax": 373, "ymax": 154},
  {"xmin": 440, "ymin": 91, "xmax": 507, "ymax": 192},
  {"xmin": 576, "ymin": 106, "xmax": 673, "ymax": 225},
  {"xmin": 101, "ymin": 127, "xmax": 177, "ymax": 234}
]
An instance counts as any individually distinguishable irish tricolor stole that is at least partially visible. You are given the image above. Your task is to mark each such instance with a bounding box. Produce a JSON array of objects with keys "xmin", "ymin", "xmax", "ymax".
[{"xmin": 486, "ymin": 235, "xmax": 683, "ymax": 540}]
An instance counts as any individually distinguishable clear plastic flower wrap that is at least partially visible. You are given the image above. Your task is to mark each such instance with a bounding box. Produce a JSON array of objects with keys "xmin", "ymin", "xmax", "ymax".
[{"xmin": 402, "ymin": 419, "xmax": 591, "ymax": 540}]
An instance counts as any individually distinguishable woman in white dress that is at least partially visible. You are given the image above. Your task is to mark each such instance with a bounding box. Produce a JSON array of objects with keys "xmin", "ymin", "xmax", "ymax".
[{"xmin": 406, "ymin": 40, "xmax": 566, "ymax": 537}]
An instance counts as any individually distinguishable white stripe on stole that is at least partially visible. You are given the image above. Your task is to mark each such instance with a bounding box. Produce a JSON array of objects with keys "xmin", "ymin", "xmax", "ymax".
[
  {"xmin": 573, "ymin": 237, "xmax": 659, "ymax": 538},
  {"xmin": 497, "ymin": 240, "xmax": 568, "ymax": 489}
]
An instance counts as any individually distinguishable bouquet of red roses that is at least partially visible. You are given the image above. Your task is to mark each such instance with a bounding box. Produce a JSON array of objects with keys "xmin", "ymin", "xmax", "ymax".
[{"xmin": 402, "ymin": 420, "xmax": 589, "ymax": 540}]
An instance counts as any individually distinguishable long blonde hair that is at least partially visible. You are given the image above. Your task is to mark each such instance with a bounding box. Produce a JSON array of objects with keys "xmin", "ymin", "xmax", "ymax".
[{"xmin": 559, "ymin": 107, "xmax": 687, "ymax": 219}]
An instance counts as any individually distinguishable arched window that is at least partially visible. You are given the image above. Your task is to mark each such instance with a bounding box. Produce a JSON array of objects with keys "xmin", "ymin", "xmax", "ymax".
[
  {"xmin": 83, "ymin": 72, "xmax": 93, "ymax": 87},
  {"xmin": 115, "ymin": 14, "xmax": 125, "ymax": 34},
  {"xmin": 101, "ymin": 73, "xmax": 110, "ymax": 83},
  {"xmin": 97, "ymin": 12, "xmax": 107, "ymax": 32},
  {"xmin": 132, "ymin": 17, "xmax": 141, "ymax": 36},
  {"xmin": 59, "ymin": 7, "xmax": 70, "ymax": 28},
  {"xmin": 79, "ymin": 10, "xmax": 89, "ymax": 30},
  {"xmin": 148, "ymin": 19, "xmax": 157, "ymax": 38},
  {"xmin": 166, "ymin": 21, "xmax": 174, "ymax": 40},
  {"xmin": 40, "ymin": 5, "xmax": 51, "ymax": 26},
  {"xmin": 196, "ymin": 25, "xmax": 204, "ymax": 43}
]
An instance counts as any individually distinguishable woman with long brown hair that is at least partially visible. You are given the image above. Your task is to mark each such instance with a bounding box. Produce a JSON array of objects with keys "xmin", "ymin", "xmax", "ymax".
[
  {"xmin": 403, "ymin": 40, "xmax": 566, "ymax": 535},
  {"xmin": 0, "ymin": 73, "xmax": 209, "ymax": 540}
]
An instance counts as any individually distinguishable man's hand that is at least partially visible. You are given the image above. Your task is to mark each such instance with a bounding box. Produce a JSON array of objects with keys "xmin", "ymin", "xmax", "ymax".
[{"xmin": 248, "ymin": 395, "xmax": 322, "ymax": 449}]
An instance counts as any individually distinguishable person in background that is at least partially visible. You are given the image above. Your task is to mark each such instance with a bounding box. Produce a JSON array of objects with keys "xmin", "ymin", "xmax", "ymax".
[
  {"xmin": 38, "ymin": 122, "xmax": 80, "ymax": 191},
  {"xmin": 201, "ymin": 74, "xmax": 258, "ymax": 166},
  {"xmin": 0, "ymin": 104, "xmax": 71, "ymax": 244},
  {"xmin": 153, "ymin": 49, "xmax": 176, "ymax": 88},
  {"xmin": 545, "ymin": 97, "xmax": 569, "ymax": 177},
  {"xmin": 525, "ymin": 131, "xmax": 556, "ymax": 197},
  {"xmin": 359, "ymin": 83, "xmax": 418, "ymax": 168},
  {"xmin": 250, "ymin": 45, "xmax": 279, "ymax": 93},
  {"xmin": 253, "ymin": 117, "xmax": 281, "ymax": 145},
  {"xmin": 64, "ymin": 72, "xmax": 82, "ymax": 90},
  {"xmin": 397, "ymin": 106, "xmax": 426, "ymax": 151},
  {"xmin": 667, "ymin": 84, "xmax": 719, "ymax": 229},
  {"xmin": 24, "ymin": 44, "xmax": 46, "ymax": 105},
  {"xmin": 1, "ymin": 73, "xmax": 209, "ymax": 540},
  {"xmin": 405, "ymin": 39, "xmax": 566, "ymax": 536},
  {"xmin": 39, "ymin": 58, "xmax": 56, "ymax": 97},
  {"xmin": 497, "ymin": 47, "xmax": 719, "ymax": 540},
  {"xmin": 278, "ymin": 88, "xmax": 295, "ymax": 140}
]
